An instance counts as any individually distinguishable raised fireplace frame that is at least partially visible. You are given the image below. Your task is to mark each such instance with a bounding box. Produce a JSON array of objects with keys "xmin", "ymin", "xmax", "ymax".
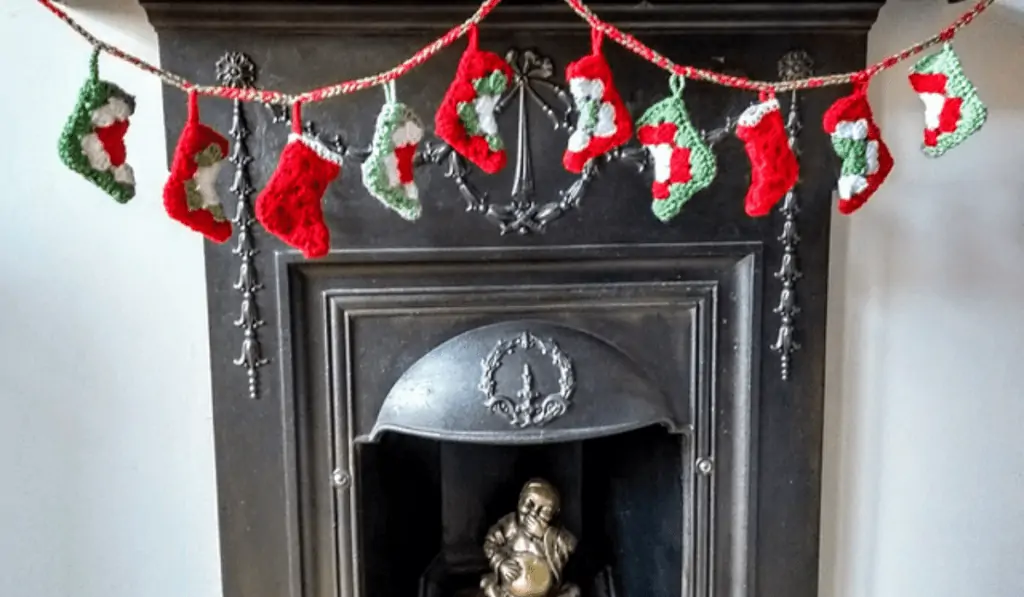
[{"xmin": 139, "ymin": 3, "xmax": 884, "ymax": 597}]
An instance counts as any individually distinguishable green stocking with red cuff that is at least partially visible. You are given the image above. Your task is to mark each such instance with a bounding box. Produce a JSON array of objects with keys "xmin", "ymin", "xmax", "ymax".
[
  {"xmin": 823, "ymin": 82, "xmax": 894, "ymax": 214},
  {"xmin": 435, "ymin": 25, "xmax": 513, "ymax": 174},
  {"xmin": 908, "ymin": 43, "xmax": 987, "ymax": 157},
  {"xmin": 58, "ymin": 48, "xmax": 136, "ymax": 203},
  {"xmin": 361, "ymin": 82, "xmax": 425, "ymax": 221},
  {"xmin": 637, "ymin": 75, "xmax": 717, "ymax": 222},
  {"xmin": 563, "ymin": 29, "xmax": 633, "ymax": 174},
  {"xmin": 163, "ymin": 91, "xmax": 232, "ymax": 242}
]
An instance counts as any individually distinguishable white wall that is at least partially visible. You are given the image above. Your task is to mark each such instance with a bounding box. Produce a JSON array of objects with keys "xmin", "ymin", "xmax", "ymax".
[
  {"xmin": 0, "ymin": 2, "xmax": 221, "ymax": 597},
  {"xmin": 1, "ymin": 2, "xmax": 1022, "ymax": 597},
  {"xmin": 821, "ymin": 2, "xmax": 1024, "ymax": 597}
]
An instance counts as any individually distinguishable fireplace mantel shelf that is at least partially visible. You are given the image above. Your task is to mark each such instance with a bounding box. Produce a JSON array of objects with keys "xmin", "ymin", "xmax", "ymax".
[{"xmin": 139, "ymin": 1, "xmax": 885, "ymax": 32}]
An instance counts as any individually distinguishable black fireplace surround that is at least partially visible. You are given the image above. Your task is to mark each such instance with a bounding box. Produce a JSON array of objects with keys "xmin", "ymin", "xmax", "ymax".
[{"xmin": 141, "ymin": 3, "xmax": 883, "ymax": 597}]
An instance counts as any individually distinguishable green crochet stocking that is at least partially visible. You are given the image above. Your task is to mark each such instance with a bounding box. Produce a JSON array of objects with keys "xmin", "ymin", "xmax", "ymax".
[
  {"xmin": 909, "ymin": 43, "xmax": 987, "ymax": 157},
  {"xmin": 636, "ymin": 76, "xmax": 717, "ymax": 222},
  {"xmin": 58, "ymin": 49, "xmax": 137, "ymax": 203},
  {"xmin": 361, "ymin": 82, "xmax": 425, "ymax": 221}
]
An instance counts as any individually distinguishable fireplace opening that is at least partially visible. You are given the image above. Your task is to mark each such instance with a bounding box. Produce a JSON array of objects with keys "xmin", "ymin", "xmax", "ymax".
[{"xmin": 354, "ymin": 426, "xmax": 686, "ymax": 597}]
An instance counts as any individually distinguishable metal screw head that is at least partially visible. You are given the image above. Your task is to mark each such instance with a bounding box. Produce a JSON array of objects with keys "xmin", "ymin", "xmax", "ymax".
[
  {"xmin": 696, "ymin": 458, "xmax": 715, "ymax": 476},
  {"xmin": 332, "ymin": 469, "xmax": 351, "ymax": 488}
]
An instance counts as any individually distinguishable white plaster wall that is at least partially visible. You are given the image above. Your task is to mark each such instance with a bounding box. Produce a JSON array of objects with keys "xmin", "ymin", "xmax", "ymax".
[
  {"xmin": 0, "ymin": 2, "xmax": 221, "ymax": 597},
  {"xmin": 1, "ymin": 2, "xmax": 1022, "ymax": 597},
  {"xmin": 821, "ymin": 2, "xmax": 1024, "ymax": 597}
]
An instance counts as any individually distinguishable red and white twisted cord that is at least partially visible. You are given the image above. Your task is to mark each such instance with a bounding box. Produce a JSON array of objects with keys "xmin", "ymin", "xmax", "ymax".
[
  {"xmin": 563, "ymin": 0, "xmax": 995, "ymax": 92},
  {"xmin": 38, "ymin": 0, "xmax": 995, "ymax": 102}
]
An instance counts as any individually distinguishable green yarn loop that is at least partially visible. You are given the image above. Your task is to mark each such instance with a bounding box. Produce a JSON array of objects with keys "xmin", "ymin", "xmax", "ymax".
[{"xmin": 668, "ymin": 74, "xmax": 685, "ymax": 98}]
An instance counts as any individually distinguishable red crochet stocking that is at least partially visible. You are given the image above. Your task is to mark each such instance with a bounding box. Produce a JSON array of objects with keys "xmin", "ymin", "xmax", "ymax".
[
  {"xmin": 434, "ymin": 26, "xmax": 513, "ymax": 174},
  {"xmin": 823, "ymin": 83, "xmax": 894, "ymax": 214},
  {"xmin": 563, "ymin": 29, "xmax": 633, "ymax": 173},
  {"xmin": 163, "ymin": 91, "xmax": 232, "ymax": 242},
  {"xmin": 735, "ymin": 95, "xmax": 799, "ymax": 217},
  {"xmin": 255, "ymin": 104, "xmax": 343, "ymax": 259}
]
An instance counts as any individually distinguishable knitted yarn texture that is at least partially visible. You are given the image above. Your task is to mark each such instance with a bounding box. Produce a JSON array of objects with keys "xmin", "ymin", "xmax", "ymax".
[
  {"xmin": 908, "ymin": 43, "xmax": 987, "ymax": 157},
  {"xmin": 255, "ymin": 104, "xmax": 344, "ymax": 259},
  {"xmin": 163, "ymin": 91, "xmax": 232, "ymax": 241},
  {"xmin": 735, "ymin": 97, "xmax": 798, "ymax": 217},
  {"xmin": 563, "ymin": 29, "xmax": 633, "ymax": 174},
  {"xmin": 435, "ymin": 26, "xmax": 513, "ymax": 174},
  {"xmin": 636, "ymin": 76, "xmax": 716, "ymax": 222},
  {"xmin": 361, "ymin": 83, "xmax": 425, "ymax": 221},
  {"xmin": 58, "ymin": 49, "xmax": 136, "ymax": 203},
  {"xmin": 823, "ymin": 84, "xmax": 894, "ymax": 214}
]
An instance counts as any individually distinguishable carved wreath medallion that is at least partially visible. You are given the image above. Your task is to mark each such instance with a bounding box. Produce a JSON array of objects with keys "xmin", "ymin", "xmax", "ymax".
[{"xmin": 479, "ymin": 331, "xmax": 575, "ymax": 428}]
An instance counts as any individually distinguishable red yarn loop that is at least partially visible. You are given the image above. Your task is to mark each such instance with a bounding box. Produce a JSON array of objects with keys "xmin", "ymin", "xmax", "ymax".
[
  {"xmin": 590, "ymin": 27, "xmax": 604, "ymax": 54},
  {"xmin": 291, "ymin": 102, "xmax": 303, "ymax": 134},
  {"xmin": 758, "ymin": 89, "xmax": 775, "ymax": 102},
  {"xmin": 186, "ymin": 90, "xmax": 200, "ymax": 124},
  {"xmin": 468, "ymin": 24, "xmax": 480, "ymax": 51}
]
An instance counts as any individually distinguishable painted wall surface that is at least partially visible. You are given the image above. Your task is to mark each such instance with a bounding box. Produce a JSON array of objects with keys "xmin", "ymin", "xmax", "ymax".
[
  {"xmin": 821, "ymin": 2, "xmax": 1024, "ymax": 597},
  {"xmin": 0, "ymin": 2, "xmax": 1021, "ymax": 597},
  {"xmin": 0, "ymin": 2, "xmax": 222, "ymax": 597}
]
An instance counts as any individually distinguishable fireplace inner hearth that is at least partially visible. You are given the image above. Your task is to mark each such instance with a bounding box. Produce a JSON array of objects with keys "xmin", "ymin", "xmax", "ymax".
[
  {"xmin": 140, "ymin": 2, "xmax": 886, "ymax": 597},
  {"xmin": 359, "ymin": 428, "xmax": 686, "ymax": 597},
  {"xmin": 355, "ymin": 320, "xmax": 692, "ymax": 597}
]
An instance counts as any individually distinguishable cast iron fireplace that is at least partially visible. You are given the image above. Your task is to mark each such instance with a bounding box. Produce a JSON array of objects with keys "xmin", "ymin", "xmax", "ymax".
[{"xmin": 140, "ymin": 2, "xmax": 884, "ymax": 597}]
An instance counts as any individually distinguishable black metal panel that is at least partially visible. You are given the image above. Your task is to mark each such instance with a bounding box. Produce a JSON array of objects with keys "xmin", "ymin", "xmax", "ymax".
[
  {"xmin": 141, "ymin": 1, "xmax": 885, "ymax": 33},
  {"xmin": 147, "ymin": 6, "xmax": 880, "ymax": 597},
  {"xmin": 280, "ymin": 244, "xmax": 755, "ymax": 597}
]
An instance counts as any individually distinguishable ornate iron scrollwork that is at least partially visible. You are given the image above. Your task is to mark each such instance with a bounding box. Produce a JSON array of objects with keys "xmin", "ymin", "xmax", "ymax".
[
  {"xmin": 479, "ymin": 331, "xmax": 576, "ymax": 428},
  {"xmin": 259, "ymin": 48, "xmax": 647, "ymax": 235},
  {"xmin": 216, "ymin": 52, "xmax": 268, "ymax": 399},
  {"xmin": 771, "ymin": 50, "xmax": 813, "ymax": 381},
  {"xmin": 425, "ymin": 47, "xmax": 648, "ymax": 235}
]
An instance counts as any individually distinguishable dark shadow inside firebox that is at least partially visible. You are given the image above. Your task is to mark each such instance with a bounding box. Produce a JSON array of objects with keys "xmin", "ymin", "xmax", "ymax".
[{"xmin": 355, "ymin": 426, "xmax": 684, "ymax": 597}]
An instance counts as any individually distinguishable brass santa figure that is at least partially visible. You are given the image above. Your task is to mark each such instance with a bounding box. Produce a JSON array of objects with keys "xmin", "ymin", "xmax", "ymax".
[{"xmin": 480, "ymin": 479, "xmax": 579, "ymax": 597}]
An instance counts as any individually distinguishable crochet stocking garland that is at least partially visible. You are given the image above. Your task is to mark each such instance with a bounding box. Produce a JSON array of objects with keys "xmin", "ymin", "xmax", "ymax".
[
  {"xmin": 361, "ymin": 82, "xmax": 425, "ymax": 221},
  {"xmin": 435, "ymin": 26, "xmax": 513, "ymax": 174},
  {"xmin": 735, "ymin": 95, "xmax": 799, "ymax": 217},
  {"xmin": 823, "ymin": 83, "xmax": 895, "ymax": 215},
  {"xmin": 163, "ymin": 91, "xmax": 232, "ymax": 241},
  {"xmin": 563, "ymin": 29, "xmax": 633, "ymax": 174},
  {"xmin": 637, "ymin": 76, "xmax": 717, "ymax": 222},
  {"xmin": 908, "ymin": 43, "xmax": 987, "ymax": 157},
  {"xmin": 255, "ymin": 104, "xmax": 344, "ymax": 259},
  {"xmin": 58, "ymin": 49, "xmax": 136, "ymax": 203}
]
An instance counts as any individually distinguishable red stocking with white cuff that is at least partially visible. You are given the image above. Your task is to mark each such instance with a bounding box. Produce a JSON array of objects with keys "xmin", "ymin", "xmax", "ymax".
[
  {"xmin": 255, "ymin": 103, "xmax": 343, "ymax": 259},
  {"xmin": 735, "ymin": 94, "xmax": 799, "ymax": 217}
]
